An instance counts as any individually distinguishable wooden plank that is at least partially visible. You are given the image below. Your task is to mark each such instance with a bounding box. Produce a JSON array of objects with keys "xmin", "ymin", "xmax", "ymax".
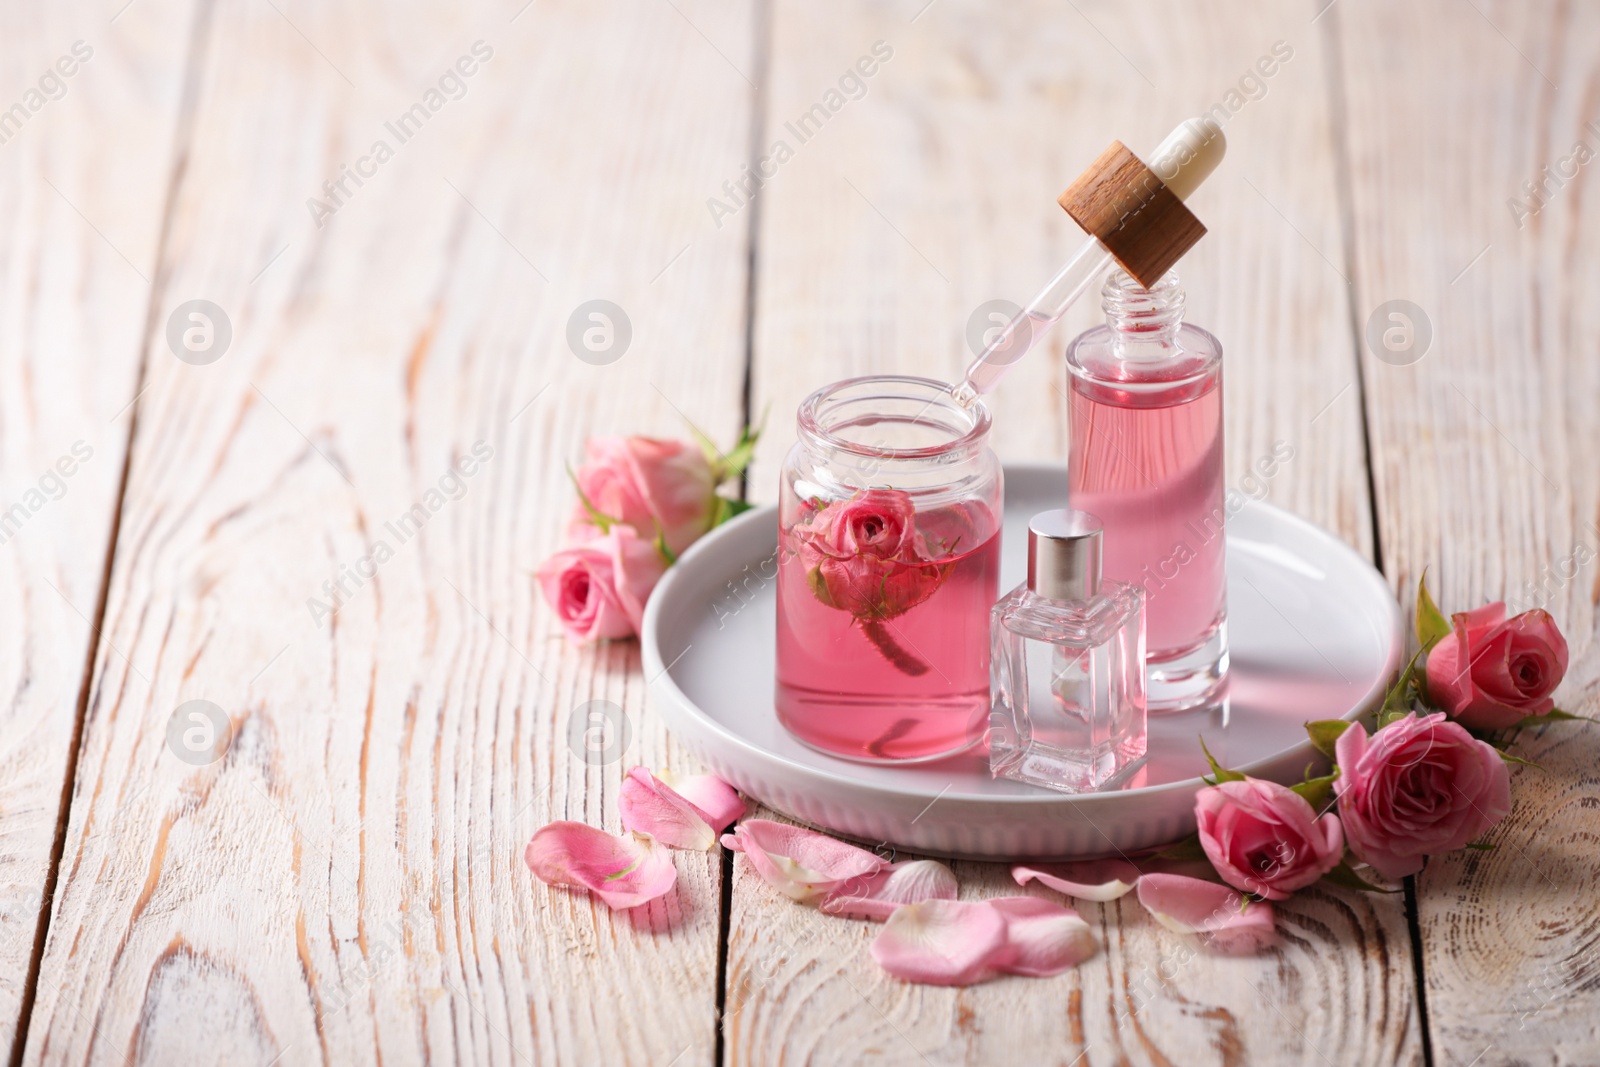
[
  {"xmin": 22, "ymin": 0, "xmax": 755, "ymax": 1062},
  {"xmin": 0, "ymin": 1, "xmax": 197, "ymax": 1057},
  {"xmin": 1334, "ymin": 1, "xmax": 1600, "ymax": 1062},
  {"xmin": 733, "ymin": 1, "xmax": 1417, "ymax": 1063}
]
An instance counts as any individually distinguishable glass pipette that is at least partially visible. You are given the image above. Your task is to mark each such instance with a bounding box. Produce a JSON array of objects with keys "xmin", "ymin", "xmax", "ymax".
[{"xmin": 952, "ymin": 119, "xmax": 1226, "ymax": 407}]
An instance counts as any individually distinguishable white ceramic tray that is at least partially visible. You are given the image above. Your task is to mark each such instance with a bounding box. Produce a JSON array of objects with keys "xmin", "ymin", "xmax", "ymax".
[{"xmin": 642, "ymin": 464, "xmax": 1402, "ymax": 860}]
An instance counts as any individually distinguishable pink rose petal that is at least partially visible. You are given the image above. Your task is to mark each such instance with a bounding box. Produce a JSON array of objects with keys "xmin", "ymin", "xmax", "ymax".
[
  {"xmin": 871, "ymin": 899, "xmax": 1010, "ymax": 986},
  {"xmin": 1012, "ymin": 859, "xmax": 1142, "ymax": 902},
  {"xmin": 987, "ymin": 897, "xmax": 1097, "ymax": 976},
  {"xmin": 525, "ymin": 821, "xmax": 676, "ymax": 910},
  {"xmin": 821, "ymin": 859, "xmax": 959, "ymax": 921},
  {"xmin": 871, "ymin": 896, "xmax": 1098, "ymax": 985},
  {"xmin": 1136, "ymin": 873, "xmax": 1275, "ymax": 955},
  {"xmin": 569, "ymin": 436, "xmax": 718, "ymax": 556},
  {"xmin": 723, "ymin": 820, "xmax": 885, "ymax": 901},
  {"xmin": 659, "ymin": 770, "xmax": 746, "ymax": 833},
  {"xmin": 619, "ymin": 767, "xmax": 717, "ymax": 851}
]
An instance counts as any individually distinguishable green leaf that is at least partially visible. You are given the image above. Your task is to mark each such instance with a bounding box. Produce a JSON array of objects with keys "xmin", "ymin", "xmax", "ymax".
[
  {"xmin": 1513, "ymin": 708, "xmax": 1597, "ymax": 727},
  {"xmin": 653, "ymin": 524, "xmax": 677, "ymax": 566},
  {"xmin": 1375, "ymin": 709, "xmax": 1407, "ymax": 730},
  {"xmin": 709, "ymin": 495, "xmax": 757, "ymax": 529},
  {"xmin": 1321, "ymin": 861, "xmax": 1399, "ymax": 894},
  {"xmin": 567, "ymin": 463, "xmax": 618, "ymax": 534},
  {"xmin": 693, "ymin": 412, "xmax": 768, "ymax": 487},
  {"xmin": 685, "ymin": 418, "xmax": 723, "ymax": 469},
  {"xmin": 1290, "ymin": 770, "xmax": 1339, "ymax": 812},
  {"xmin": 1414, "ymin": 569, "xmax": 1452, "ymax": 649},
  {"xmin": 1198, "ymin": 736, "xmax": 1246, "ymax": 784},
  {"xmin": 805, "ymin": 566, "xmax": 836, "ymax": 609},
  {"xmin": 1305, "ymin": 719, "xmax": 1354, "ymax": 760},
  {"xmin": 1377, "ymin": 644, "xmax": 1431, "ymax": 725},
  {"xmin": 719, "ymin": 414, "xmax": 766, "ymax": 485},
  {"xmin": 1463, "ymin": 841, "xmax": 1496, "ymax": 851},
  {"xmin": 1496, "ymin": 748, "xmax": 1541, "ymax": 768}
]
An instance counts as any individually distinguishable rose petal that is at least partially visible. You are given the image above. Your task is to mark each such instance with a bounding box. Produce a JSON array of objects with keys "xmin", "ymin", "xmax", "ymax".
[
  {"xmin": 659, "ymin": 769, "xmax": 746, "ymax": 833},
  {"xmin": 525, "ymin": 821, "xmax": 676, "ymax": 910},
  {"xmin": 871, "ymin": 899, "xmax": 1010, "ymax": 986},
  {"xmin": 1012, "ymin": 859, "xmax": 1142, "ymax": 902},
  {"xmin": 619, "ymin": 767, "xmax": 716, "ymax": 851},
  {"xmin": 822, "ymin": 859, "xmax": 959, "ymax": 921},
  {"xmin": 724, "ymin": 820, "xmax": 885, "ymax": 901},
  {"xmin": 987, "ymin": 897, "xmax": 1097, "ymax": 976},
  {"xmin": 1135, "ymin": 873, "xmax": 1275, "ymax": 955}
]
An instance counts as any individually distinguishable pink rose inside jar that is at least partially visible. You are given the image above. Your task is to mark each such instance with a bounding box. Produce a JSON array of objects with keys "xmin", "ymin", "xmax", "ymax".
[{"xmin": 776, "ymin": 376, "xmax": 1002, "ymax": 763}]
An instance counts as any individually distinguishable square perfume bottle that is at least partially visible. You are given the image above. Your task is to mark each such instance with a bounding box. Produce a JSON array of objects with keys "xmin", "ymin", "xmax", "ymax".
[{"xmin": 990, "ymin": 510, "xmax": 1148, "ymax": 792}]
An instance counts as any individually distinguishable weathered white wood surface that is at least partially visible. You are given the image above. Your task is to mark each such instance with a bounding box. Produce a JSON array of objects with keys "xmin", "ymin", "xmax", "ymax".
[
  {"xmin": 4, "ymin": 0, "xmax": 1596, "ymax": 1064},
  {"xmin": 1335, "ymin": 1, "xmax": 1600, "ymax": 1063},
  {"xmin": 736, "ymin": 1, "xmax": 1413, "ymax": 1064},
  {"xmin": 22, "ymin": 0, "xmax": 753, "ymax": 1063},
  {"xmin": 0, "ymin": 0, "xmax": 196, "ymax": 1057}
]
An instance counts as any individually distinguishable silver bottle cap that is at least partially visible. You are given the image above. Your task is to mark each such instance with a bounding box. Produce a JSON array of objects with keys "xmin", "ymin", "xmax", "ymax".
[{"xmin": 1027, "ymin": 509, "xmax": 1103, "ymax": 601}]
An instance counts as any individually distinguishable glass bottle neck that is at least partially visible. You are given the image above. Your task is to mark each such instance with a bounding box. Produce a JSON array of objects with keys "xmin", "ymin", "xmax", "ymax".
[{"xmin": 1103, "ymin": 269, "xmax": 1185, "ymax": 359}]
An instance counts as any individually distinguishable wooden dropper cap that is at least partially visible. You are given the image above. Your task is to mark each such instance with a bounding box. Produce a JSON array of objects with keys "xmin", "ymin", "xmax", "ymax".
[{"xmin": 1057, "ymin": 120, "xmax": 1225, "ymax": 288}]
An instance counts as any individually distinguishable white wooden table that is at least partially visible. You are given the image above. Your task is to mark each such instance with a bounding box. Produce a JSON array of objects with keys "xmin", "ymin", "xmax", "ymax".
[{"xmin": 0, "ymin": 1, "xmax": 1594, "ymax": 1063}]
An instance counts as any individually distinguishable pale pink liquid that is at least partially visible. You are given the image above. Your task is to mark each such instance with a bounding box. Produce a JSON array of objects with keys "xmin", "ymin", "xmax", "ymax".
[
  {"xmin": 1068, "ymin": 377, "xmax": 1225, "ymax": 658},
  {"xmin": 775, "ymin": 510, "xmax": 999, "ymax": 762}
]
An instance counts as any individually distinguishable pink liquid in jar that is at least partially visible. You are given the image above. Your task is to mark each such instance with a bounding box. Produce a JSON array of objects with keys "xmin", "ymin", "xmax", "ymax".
[{"xmin": 775, "ymin": 503, "xmax": 999, "ymax": 762}]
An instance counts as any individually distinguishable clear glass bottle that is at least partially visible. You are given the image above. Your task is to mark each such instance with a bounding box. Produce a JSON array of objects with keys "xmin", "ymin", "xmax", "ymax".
[
  {"xmin": 1066, "ymin": 269, "xmax": 1227, "ymax": 713},
  {"xmin": 776, "ymin": 375, "xmax": 1003, "ymax": 764},
  {"xmin": 990, "ymin": 510, "xmax": 1147, "ymax": 792}
]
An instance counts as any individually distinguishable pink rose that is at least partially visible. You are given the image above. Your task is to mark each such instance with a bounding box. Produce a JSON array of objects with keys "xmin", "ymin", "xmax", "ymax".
[
  {"xmin": 792, "ymin": 490, "xmax": 941, "ymax": 622},
  {"xmin": 1195, "ymin": 778, "xmax": 1343, "ymax": 900},
  {"xmin": 1426, "ymin": 603, "xmax": 1569, "ymax": 730},
  {"xmin": 1334, "ymin": 712, "xmax": 1511, "ymax": 880},
  {"xmin": 536, "ymin": 527, "xmax": 666, "ymax": 642},
  {"xmin": 568, "ymin": 437, "xmax": 717, "ymax": 556},
  {"xmin": 795, "ymin": 489, "xmax": 921, "ymax": 564}
]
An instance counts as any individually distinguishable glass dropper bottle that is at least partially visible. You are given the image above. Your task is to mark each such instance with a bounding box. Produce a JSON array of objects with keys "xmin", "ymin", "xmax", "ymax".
[{"xmin": 952, "ymin": 119, "xmax": 1226, "ymax": 406}]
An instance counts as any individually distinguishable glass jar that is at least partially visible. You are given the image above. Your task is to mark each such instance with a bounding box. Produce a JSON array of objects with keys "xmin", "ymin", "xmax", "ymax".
[{"xmin": 775, "ymin": 375, "xmax": 1003, "ymax": 763}]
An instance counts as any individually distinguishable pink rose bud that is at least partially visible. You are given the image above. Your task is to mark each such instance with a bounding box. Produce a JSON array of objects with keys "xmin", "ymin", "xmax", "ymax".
[
  {"xmin": 1425, "ymin": 603, "xmax": 1569, "ymax": 730},
  {"xmin": 567, "ymin": 436, "xmax": 717, "ymax": 556},
  {"xmin": 791, "ymin": 489, "xmax": 942, "ymax": 621},
  {"xmin": 1334, "ymin": 712, "xmax": 1511, "ymax": 880},
  {"xmin": 535, "ymin": 527, "xmax": 666, "ymax": 643},
  {"xmin": 796, "ymin": 488, "xmax": 922, "ymax": 562},
  {"xmin": 1194, "ymin": 778, "xmax": 1343, "ymax": 900}
]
